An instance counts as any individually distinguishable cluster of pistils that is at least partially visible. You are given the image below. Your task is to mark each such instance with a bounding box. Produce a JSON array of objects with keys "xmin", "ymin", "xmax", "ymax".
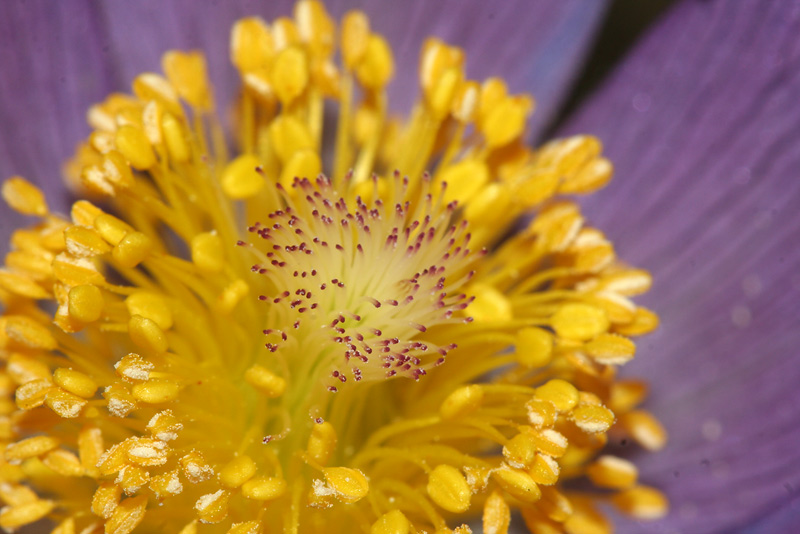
[{"xmin": 243, "ymin": 173, "xmax": 476, "ymax": 391}]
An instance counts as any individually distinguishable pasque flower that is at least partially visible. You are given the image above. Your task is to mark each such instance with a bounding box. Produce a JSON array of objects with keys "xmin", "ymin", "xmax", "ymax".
[{"xmin": 0, "ymin": 1, "xmax": 798, "ymax": 534}]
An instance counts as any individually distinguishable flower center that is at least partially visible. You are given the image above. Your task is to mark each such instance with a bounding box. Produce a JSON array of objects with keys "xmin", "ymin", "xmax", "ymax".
[
  {"xmin": 247, "ymin": 174, "xmax": 472, "ymax": 394},
  {"xmin": 0, "ymin": 2, "xmax": 668, "ymax": 533}
]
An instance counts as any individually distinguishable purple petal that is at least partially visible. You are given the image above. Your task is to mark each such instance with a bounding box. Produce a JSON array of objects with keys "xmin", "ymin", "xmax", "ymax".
[
  {"xmin": 742, "ymin": 502, "xmax": 800, "ymax": 533},
  {"xmin": 0, "ymin": 0, "xmax": 116, "ymax": 211},
  {"xmin": 560, "ymin": 1, "xmax": 800, "ymax": 532}
]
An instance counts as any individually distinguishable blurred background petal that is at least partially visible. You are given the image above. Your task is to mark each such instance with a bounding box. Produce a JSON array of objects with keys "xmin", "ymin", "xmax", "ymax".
[
  {"xmin": 559, "ymin": 1, "xmax": 800, "ymax": 532},
  {"xmin": 0, "ymin": 0, "xmax": 116, "ymax": 240}
]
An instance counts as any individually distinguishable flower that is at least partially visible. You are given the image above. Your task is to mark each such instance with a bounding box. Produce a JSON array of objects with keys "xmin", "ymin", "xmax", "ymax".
[
  {"xmin": 1, "ymin": 1, "xmax": 798, "ymax": 534},
  {"xmin": 0, "ymin": 2, "xmax": 668, "ymax": 533}
]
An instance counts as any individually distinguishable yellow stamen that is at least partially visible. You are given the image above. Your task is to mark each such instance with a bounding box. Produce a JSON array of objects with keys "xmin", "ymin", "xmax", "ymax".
[{"xmin": 1, "ymin": 177, "xmax": 48, "ymax": 216}]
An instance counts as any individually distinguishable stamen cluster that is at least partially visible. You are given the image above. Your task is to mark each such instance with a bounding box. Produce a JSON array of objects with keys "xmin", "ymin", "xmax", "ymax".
[{"xmin": 0, "ymin": 2, "xmax": 667, "ymax": 533}]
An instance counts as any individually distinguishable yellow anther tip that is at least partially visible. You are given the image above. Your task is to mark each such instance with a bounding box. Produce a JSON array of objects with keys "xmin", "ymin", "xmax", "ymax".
[
  {"xmin": 221, "ymin": 154, "xmax": 265, "ymax": 199},
  {"xmin": 15, "ymin": 379, "xmax": 55, "ymax": 411},
  {"xmin": 586, "ymin": 455, "xmax": 638, "ymax": 489},
  {"xmin": 620, "ymin": 410, "xmax": 667, "ymax": 451},
  {"xmin": 612, "ymin": 486, "xmax": 668, "ymax": 520},
  {"xmin": 440, "ymin": 384, "xmax": 484, "ymax": 420},
  {"xmin": 514, "ymin": 169, "xmax": 560, "ymax": 208},
  {"xmin": 429, "ymin": 66, "xmax": 463, "ymax": 119},
  {"xmin": 126, "ymin": 438, "xmax": 169, "ymax": 468},
  {"xmin": 195, "ymin": 490, "xmax": 229, "ymax": 524},
  {"xmin": 128, "ymin": 315, "xmax": 169, "ymax": 354},
  {"xmin": 244, "ymin": 364, "xmax": 286, "ymax": 398},
  {"xmin": 269, "ymin": 115, "xmax": 314, "ymax": 162},
  {"xmin": 94, "ymin": 213, "xmax": 133, "ymax": 246},
  {"xmin": 147, "ymin": 410, "xmax": 183, "ymax": 441},
  {"xmin": 464, "ymin": 182, "xmax": 512, "ymax": 228},
  {"xmin": 0, "ymin": 499, "xmax": 55, "ymax": 529},
  {"xmin": 307, "ymin": 421, "xmax": 337, "ymax": 466},
  {"xmin": 481, "ymin": 97, "xmax": 531, "ymax": 148},
  {"xmin": 162, "ymin": 50, "xmax": 213, "ymax": 110},
  {"xmin": 191, "ymin": 232, "xmax": 225, "ymax": 273},
  {"xmin": 420, "ymin": 39, "xmax": 463, "ymax": 97},
  {"xmin": 132, "ymin": 73, "xmax": 182, "ymax": 122},
  {"xmin": 149, "ymin": 470, "xmax": 183, "ymax": 498},
  {"xmin": 571, "ymin": 403, "xmax": 616, "ymax": 434},
  {"xmin": 270, "ymin": 46, "xmax": 309, "ymax": 104},
  {"xmin": 615, "ymin": 306, "xmax": 659, "ymax": 337},
  {"xmin": 561, "ymin": 157, "xmax": 614, "ymax": 194},
  {"xmin": 531, "ymin": 429, "xmax": 568, "ymax": 458},
  {"xmin": 528, "ymin": 454, "xmax": 560, "ymax": 486},
  {"xmin": 231, "ymin": 17, "xmax": 273, "ymax": 72},
  {"xmin": 227, "ymin": 521, "xmax": 261, "ymax": 534},
  {"xmin": 280, "ymin": 148, "xmax": 321, "ymax": 189},
  {"xmin": 608, "ymin": 380, "xmax": 648, "ymax": 413},
  {"xmin": 68, "ymin": 285, "xmax": 104, "ymax": 323},
  {"xmin": 126, "ymin": 292, "xmax": 173, "ymax": 331},
  {"xmin": 469, "ymin": 284, "xmax": 512, "ymax": 322},
  {"xmin": 294, "ymin": 1, "xmax": 335, "ymax": 56},
  {"xmin": 493, "ymin": 466, "xmax": 541, "ymax": 504},
  {"xmin": 6, "ymin": 436, "xmax": 59, "ymax": 462},
  {"xmin": 161, "ymin": 112, "xmax": 191, "ymax": 163},
  {"xmin": 1, "ymin": 315, "xmax": 57, "ymax": 351},
  {"xmin": 322, "ymin": 467, "xmax": 369, "ymax": 503},
  {"xmin": 112, "ymin": 231, "xmax": 153, "ymax": 269},
  {"xmin": 217, "ymin": 279, "xmax": 249, "ymax": 314},
  {"xmin": 114, "ymin": 352, "xmax": 154, "ymax": 383},
  {"xmin": 219, "ymin": 455, "xmax": 257, "ymax": 488},
  {"xmin": 355, "ymin": 35, "xmax": 394, "ymax": 89},
  {"xmin": 503, "ymin": 432, "xmax": 538, "ymax": 469},
  {"xmin": 515, "ymin": 327, "xmax": 553, "ymax": 368},
  {"xmin": 91, "ymin": 483, "xmax": 121, "ymax": 519},
  {"xmin": 427, "ymin": 464, "xmax": 471, "ymax": 513},
  {"xmin": 241, "ymin": 477, "xmax": 287, "ymax": 501},
  {"xmin": 585, "ymin": 333, "xmax": 636, "ymax": 365},
  {"xmin": 482, "ymin": 491, "xmax": 510, "ymax": 534},
  {"xmin": 53, "ymin": 368, "xmax": 98, "ymax": 399},
  {"xmin": 0, "ymin": 270, "xmax": 49, "ymax": 300},
  {"xmin": 341, "ymin": 11, "xmax": 370, "ymax": 69},
  {"xmin": 452, "ymin": 81, "xmax": 481, "ymax": 123},
  {"xmin": 551, "ymin": 303, "xmax": 609, "ymax": 341},
  {"xmin": 437, "ymin": 159, "xmax": 489, "ymax": 205},
  {"xmin": 115, "ymin": 125, "xmax": 156, "ymax": 170},
  {"xmin": 371, "ymin": 510, "xmax": 410, "ymax": 534},
  {"xmin": 131, "ymin": 380, "xmax": 180, "ymax": 404},
  {"xmin": 102, "ymin": 151, "xmax": 135, "ymax": 190},
  {"xmin": 2, "ymin": 177, "xmax": 48, "ymax": 216},
  {"xmin": 272, "ymin": 17, "xmax": 301, "ymax": 50},
  {"xmin": 535, "ymin": 379, "xmax": 579, "ymax": 413},
  {"xmin": 64, "ymin": 225, "xmax": 112, "ymax": 257},
  {"xmin": 180, "ymin": 451, "xmax": 214, "ymax": 483}
]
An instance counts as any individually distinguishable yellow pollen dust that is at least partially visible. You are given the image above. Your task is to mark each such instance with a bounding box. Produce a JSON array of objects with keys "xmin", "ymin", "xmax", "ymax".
[{"xmin": 0, "ymin": 2, "xmax": 667, "ymax": 534}]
